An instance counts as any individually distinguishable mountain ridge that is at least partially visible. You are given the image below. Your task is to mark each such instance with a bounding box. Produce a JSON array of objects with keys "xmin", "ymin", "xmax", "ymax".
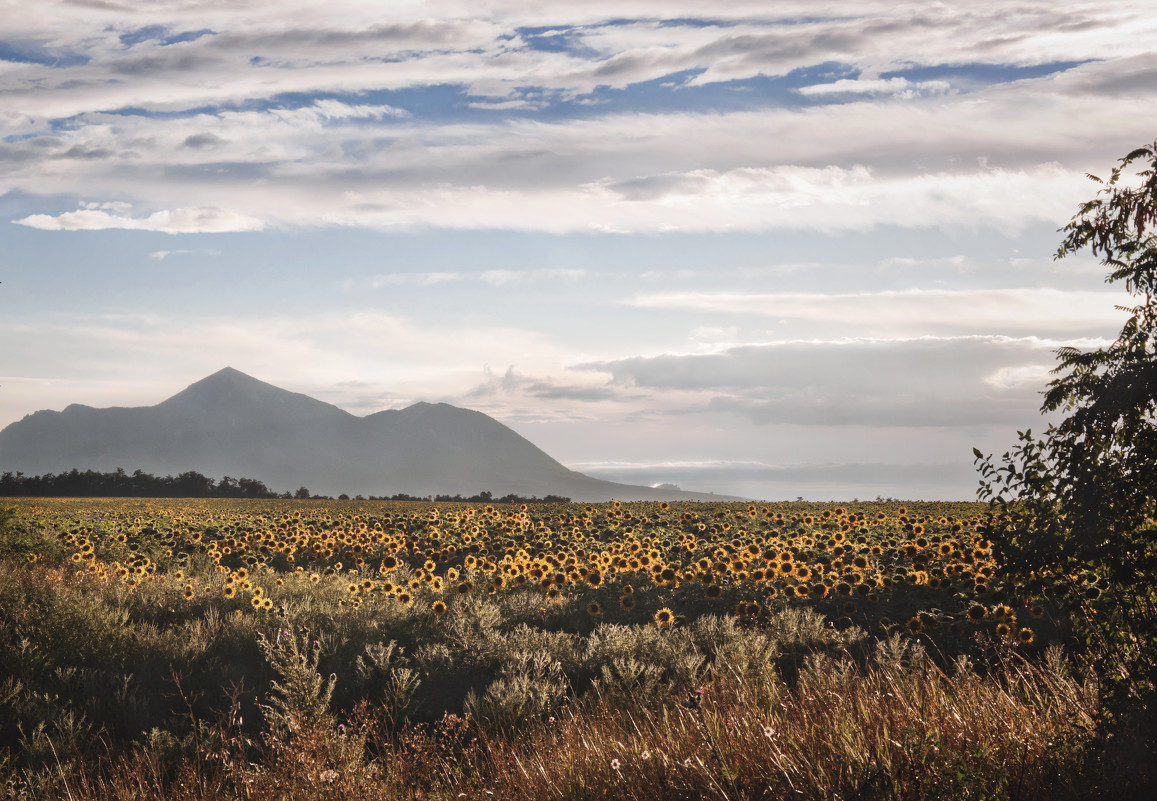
[{"xmin": 0, "ymin": 369, "xmax": 745, "ymax": 502}]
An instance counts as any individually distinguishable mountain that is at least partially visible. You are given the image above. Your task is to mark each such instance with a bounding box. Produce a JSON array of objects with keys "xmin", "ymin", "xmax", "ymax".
[{"xmin": 0, "ymin": 368, "xmax": 743, "ymax": 502}]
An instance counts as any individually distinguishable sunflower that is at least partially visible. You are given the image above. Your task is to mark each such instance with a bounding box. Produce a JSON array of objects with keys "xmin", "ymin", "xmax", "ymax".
[
  {"xmin": 704, "ymin": 584, "xmax": 723, "ymax": 600},
  {"xmin": 1017, "ymin": 627, "xmax": 1035, "ymax": 644},
  {"xmin": 995, "ymin": 622, "xmax": 1011, "ymax": 638},
  {"xmin": 432, "ymin": 600, "xmax": 448, "ymax": 616},
  {"xmin": 967, "ymin": 604, "xmax": 987, "ymax": 622},
  {"xmin": 183, "ymin": 585, "xmax": 195, "ymax": 599},
  {"xmin": 223, "ymin": 585, "xmax": 236, "ymax": 599},
  {"xmin": 587, "ymin": 601, "xmax": 602, "ymax": 616},
  {"xmin": 654, "ymin": 607, "xmax": 675, "ymax": 627},
  {"xmin": 619, "ymin": 594, "xmax": 636, "ymax": 610},
  {"xmin": 395, "ymin": 591, "xmax": 413, "ymax": 607}
]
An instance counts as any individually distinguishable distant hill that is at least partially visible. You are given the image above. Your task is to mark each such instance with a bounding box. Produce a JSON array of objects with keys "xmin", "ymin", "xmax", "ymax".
[{"xmin": 0, "ymin": 368, "xmax": 744, "ymax": 502}]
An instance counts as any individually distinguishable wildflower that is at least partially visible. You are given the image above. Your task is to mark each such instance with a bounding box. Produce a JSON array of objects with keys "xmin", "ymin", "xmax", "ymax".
[{"xmin": 610, "ymin": 759, "xmax": 621, "ymax": 771}]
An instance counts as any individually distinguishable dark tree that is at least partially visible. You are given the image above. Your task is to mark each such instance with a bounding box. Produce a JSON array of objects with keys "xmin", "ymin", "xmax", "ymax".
[{"xmin": 976, "ymin": 140, "xmax": 1157, "ymax": 721}]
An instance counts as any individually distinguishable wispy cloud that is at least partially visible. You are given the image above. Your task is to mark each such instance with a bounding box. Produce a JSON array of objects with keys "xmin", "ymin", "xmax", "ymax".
[
  {"xmin": 16, "ymin": 205, "xmax": 264, "ymax": 234},
  {"xmin": 625, "ymin": 288, "xmax": 1124, "ymax": 335},
  {"xmin": 149, "ymin": 248, "xmax": 222, "ymax": 260}
]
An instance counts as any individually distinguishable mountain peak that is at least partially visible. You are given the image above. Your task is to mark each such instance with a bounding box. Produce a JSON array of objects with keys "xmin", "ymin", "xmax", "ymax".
[{"xmin": 158, "ymin": 368, "xmax": 350, "ymax": 425}]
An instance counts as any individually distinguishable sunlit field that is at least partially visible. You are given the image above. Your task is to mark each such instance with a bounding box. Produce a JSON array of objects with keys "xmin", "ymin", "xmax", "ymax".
[
  {"xmin": 8, "ymin": 498, "xmax": 1063, "ymax": 644},
  {"xmin": 0, "ymin": 498, "xmax": 1107, "ymax": 799}
]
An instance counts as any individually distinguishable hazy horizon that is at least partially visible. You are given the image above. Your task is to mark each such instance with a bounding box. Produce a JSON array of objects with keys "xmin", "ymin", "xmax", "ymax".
[{"xmin": 2, "ymin": 2, "xmax": 1154, "ymax": 500}]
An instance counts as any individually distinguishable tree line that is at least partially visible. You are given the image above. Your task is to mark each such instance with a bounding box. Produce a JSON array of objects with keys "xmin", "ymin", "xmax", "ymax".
[
  {"xmin": 0, "ymin": 468, "xmax": 571, "ymax": 503},
  {"xmin": 0, "ymin": 468, "xmax": 285, "ymax": 498}
]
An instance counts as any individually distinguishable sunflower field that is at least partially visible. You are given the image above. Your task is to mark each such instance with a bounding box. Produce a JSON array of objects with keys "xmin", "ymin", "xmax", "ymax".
[{"xmin": 0, "ymin": 496, "xmax": 1115, "ymax": 799}]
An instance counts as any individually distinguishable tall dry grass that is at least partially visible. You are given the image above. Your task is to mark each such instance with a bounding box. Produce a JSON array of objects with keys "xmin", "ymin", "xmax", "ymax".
[{"xmin": 15, "ymin": 636, "xmax": 1100, "ymax": 801}]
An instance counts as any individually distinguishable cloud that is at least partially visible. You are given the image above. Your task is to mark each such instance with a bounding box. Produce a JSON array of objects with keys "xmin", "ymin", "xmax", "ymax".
[
  {"xmin": 369, "ymin": 271, "xmax": 465, "ymax": 288},
  {"xmin": 148, "ymin": 248, "xmax": 221, "ymax": 259},
  {"xmin": 466, "ymin": 365, "xmax": 621, "ymax": 404},
  {"xmin": 577, "ymin": 334, "xmax": 1082, "ymax": 427},
  {"xmin": 181, "ymin": 132, "xmax": 224, "ymax": 149},
  {"xmin": 625, "ymin": 288, "xmax": 1125, "ymax": 336},
  {"xmin": 14, "ymin": 205, "xmax": 265, "ymax": 233},
  {"xmin": 797, "ymin": 77, "xmax": 951, "ymax": 97},
  {"xmin": 0, "ymin": 4, "xmax": 1153, "ymax": 236}
]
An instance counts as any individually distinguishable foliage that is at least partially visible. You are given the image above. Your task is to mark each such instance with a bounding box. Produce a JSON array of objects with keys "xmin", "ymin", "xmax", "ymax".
[
  {"xmin": 975, "ymin": 141, "xmax": 1157, "ymax": 715},
  {"xmin": 255, "ymin": 627, "xmax": 337, "ymax": 740}
]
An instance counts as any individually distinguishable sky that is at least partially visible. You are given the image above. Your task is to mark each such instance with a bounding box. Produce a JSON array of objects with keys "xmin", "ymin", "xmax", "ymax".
[{"xmin": 1, "ymin": 1, "xmax": 1155, "ymax": 501}]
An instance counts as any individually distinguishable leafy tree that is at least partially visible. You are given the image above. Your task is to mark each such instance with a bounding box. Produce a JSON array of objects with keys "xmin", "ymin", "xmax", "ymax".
[{"xmin": 975, "ymin": 140, "xmax": 1157, "ymax": 716}]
